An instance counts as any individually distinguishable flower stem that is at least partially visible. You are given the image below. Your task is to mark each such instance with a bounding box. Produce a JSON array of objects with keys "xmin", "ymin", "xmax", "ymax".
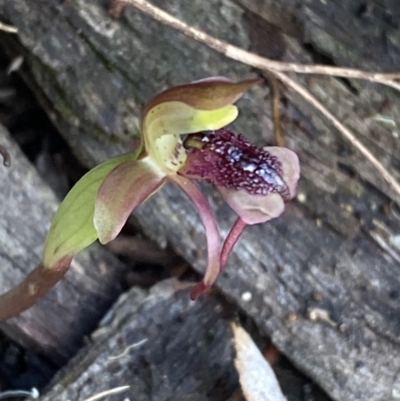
[{"xmin": 0, "ymin": 257, "xmax": 72, "ymax": 320}]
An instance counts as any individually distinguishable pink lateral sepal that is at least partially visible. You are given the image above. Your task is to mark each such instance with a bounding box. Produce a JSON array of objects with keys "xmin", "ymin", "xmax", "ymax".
[
  {"xmin": 94, "ymin": 158, "xmax": 165, "ymax": 244},
  {"xmin": 220, "ymin": 217, "xmax": 247, "ymax": 270},
  {"xmin": 171, "ymin": 175, "xmax": 221, "ymax": 296},
  {"xmin": 190, "ymin": 281, "xmax": 210, "ymax": 300}
]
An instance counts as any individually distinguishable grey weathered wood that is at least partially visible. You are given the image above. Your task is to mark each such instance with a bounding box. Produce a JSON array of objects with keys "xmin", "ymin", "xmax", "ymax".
[
  {"xmin": 39, "ymin": 279, "xmax": 238, "ymax": 401},
  {"xmin": 238, "ymin": 0, "xmax": 400, "ymax": 73},
  {"xmin": 0, "ymin": 124, "xmax": 126, "ymax": 363},
  {"xmin": 1, "ymin": 0, "xmax": 400, "ymax": 400}
]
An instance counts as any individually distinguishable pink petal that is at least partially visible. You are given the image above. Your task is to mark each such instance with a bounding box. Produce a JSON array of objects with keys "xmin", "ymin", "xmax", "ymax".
[
  {"xmin": 171, "ymin": 175, "xmax": 221, "ymax": 299},
  {"xmin": 264, "ymin": 147, "xmax": 300, "ymax": 199},
  {"xmin": 219, "ymin": 188, "xmax": 285, "ymax": 225},
  {"xmin": 94, "ymin": 159, "xmax": 166, "ymax": 244}
]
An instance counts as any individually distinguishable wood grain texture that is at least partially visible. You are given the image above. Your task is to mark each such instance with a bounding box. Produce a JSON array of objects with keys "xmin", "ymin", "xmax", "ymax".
[
  {"xmin": 237, "ymin": 0, "xmax": 400, "ymax": 72},
  {"xmin": 0, "ymin": 124, "xmax": 126, "ymax": 363},
  {"xmin": 1, "ymin": 0, "xmax": 400, "ymax": 399},
  {"xmin": 40, "ymin": 279, "xmax": 238, "ymax": 401}
]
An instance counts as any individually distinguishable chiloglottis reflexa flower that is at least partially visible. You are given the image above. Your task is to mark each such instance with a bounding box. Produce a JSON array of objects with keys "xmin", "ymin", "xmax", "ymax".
[{"xmin": 0, "ymin": 77, "xmax": 300, "ymax": 320}]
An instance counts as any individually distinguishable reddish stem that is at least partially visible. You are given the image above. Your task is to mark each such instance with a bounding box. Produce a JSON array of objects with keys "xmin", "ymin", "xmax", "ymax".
[{"xmin": 0, "ymin": 256, "xmax": 72, "ymax": 320}]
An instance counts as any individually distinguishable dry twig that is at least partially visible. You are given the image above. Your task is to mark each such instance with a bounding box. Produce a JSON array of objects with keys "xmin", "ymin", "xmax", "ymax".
[
  {"xmin": 0, "ymin": 388, "xmax": 39, "ymax": 399},
  {"xmin": 118, "ymin": 0, "xmax": 400, "ymax": 90},
  {"xmin": 263, "ymin": 72, "xmax": 284, "ymax": 147},
  {"xmin": 117, "ymin": 0, "xmax": 400, "ymax": 199},
  {"xmin": 108, "ymin": 338, "xmax": 148, "ymax": 360},
  {"xmin": 271, "ymin": 70, "xmax": 400, "ymax": 196},
  {"xmin": 80, "ymin": 386, "xmax": 130, "ymax": 401},
  {"xmin": 0, "ymin": 21, "xmax": 17, "ymax": 33},
  {"xmin": 0, "ymin": 144, "xmax": 11, "ymax": 167}
]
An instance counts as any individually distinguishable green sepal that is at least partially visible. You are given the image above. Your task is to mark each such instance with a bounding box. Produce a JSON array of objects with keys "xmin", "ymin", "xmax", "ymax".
[
  {"xmin": 42, "ymin": 150, "xmax": 139, "ymax": 268},
  {"xmin": 143, "ymin": 78, "xmax": 260, "ymax": 113}
]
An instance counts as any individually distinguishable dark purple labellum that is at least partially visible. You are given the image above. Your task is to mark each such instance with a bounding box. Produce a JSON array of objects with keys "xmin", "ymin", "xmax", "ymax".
[{"xmin": 181, "ymin": 128, "xmax": 290, "ymax": 200}]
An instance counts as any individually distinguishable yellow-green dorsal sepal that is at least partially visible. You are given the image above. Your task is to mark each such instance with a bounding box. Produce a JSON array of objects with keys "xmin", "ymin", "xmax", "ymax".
[
  {"xmin": 141, "ymin": 78, "xmax": 259, "ymax": 173},
  {"xmin": 144, "ymin": 102, "xmax": 238, "ymax": 172}
]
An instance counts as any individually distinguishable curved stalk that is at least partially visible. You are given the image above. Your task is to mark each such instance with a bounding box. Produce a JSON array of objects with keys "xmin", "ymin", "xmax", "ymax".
[
  {"xmin": 0, "ymin": 256, "xmax": 72, "ymax": 320},
  {"xmin": 220, "ymin": 217, "xmax": 247, "ymax": 270},
  {"xmin": 172, "ymin": 175, "xmax": 221, "ymax": 299}
]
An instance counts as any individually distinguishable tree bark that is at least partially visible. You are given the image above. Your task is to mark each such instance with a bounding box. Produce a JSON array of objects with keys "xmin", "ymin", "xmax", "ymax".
[
  {"xmin": 39, "ymin": 279, "xmax": 238, "ymax": 401},
  {"xmin": 1, "ymin": 0, "xmax": 400, "ymax": 399}
]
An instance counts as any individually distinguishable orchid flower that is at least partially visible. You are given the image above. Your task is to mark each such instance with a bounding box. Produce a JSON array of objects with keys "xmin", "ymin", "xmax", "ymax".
[{"xmin": 0, "ymin": 77, "xmax": 299, "ymax": 320}]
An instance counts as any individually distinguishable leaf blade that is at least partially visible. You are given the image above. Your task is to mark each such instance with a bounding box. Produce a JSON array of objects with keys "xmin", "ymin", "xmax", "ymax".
[{"xmin": 43, "ymin": 151, "xmax": 138, "ymax": 267}]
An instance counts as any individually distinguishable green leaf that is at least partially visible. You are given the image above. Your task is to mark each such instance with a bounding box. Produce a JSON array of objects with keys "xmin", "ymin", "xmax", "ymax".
[{"xmin": 42, "ymin": 151, "xmax": 138, "ymax": 268}]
